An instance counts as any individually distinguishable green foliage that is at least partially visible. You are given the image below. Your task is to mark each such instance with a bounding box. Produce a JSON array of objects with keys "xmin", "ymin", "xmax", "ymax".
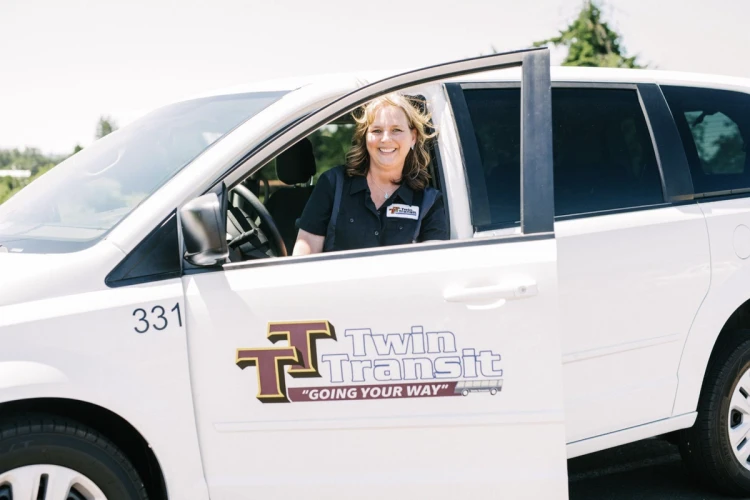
[
  {"xmin": 0, "ymin": 148, "xmax": 63, "ymax": 175},
  {"xmin": 256, "ymin": 124, "xmax": 355, "ymax": 183},
  {"xmin": 0, "ymin": 115, "xmax": 119, "ymax": 205},
  {"xmin": 0, "ymin": 164, "xmax": 52, "ymax": 204},
  {"xmin": 0, "ymin": 148, "xmax": 62, "ymax": 204},
  {"xmin": 534, "ymin": 1, "xmax": 644, "ymax": 69},
  {"xmin": 96, "ymin": 116, "xmax": 118, "ymax": 139},
  {"xmin": 309, "ymin": 124, "xmax": 356, "ymax": 179}
]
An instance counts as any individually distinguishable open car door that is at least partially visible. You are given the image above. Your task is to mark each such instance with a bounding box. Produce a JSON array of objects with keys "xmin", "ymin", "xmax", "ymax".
[{"xmin": 183, "ymin": 47, "xmax": 568, "ymax": 499}]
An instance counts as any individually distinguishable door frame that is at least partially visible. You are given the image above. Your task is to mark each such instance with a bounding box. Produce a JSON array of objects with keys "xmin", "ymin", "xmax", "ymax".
[{"xmin": 206, "ymin": 48, "xmax": 555, "ymax": 252}]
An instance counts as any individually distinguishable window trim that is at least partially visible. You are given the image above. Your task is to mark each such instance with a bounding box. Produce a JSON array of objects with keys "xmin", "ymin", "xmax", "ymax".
[
  {"xmin": 178, "ymin": 48, "xmax": 554, "ymax": 274},
  {"xmin": 183, "ymin": 231, "xmax": 555, "ymax": 275},
  {"xmin": 637, "ymin": 83, "xmax": 694, "ymax": 202},
  {"xmin": 450, "ymin": 81, "xmax": 671, "ymax": 227},
  {"xmin": 444, "ymin": 83, "xmax": 492, "ymax": 228},
  {"xmin": 106, "ymin": 211, "xmax": 182, "ymax": 287}
]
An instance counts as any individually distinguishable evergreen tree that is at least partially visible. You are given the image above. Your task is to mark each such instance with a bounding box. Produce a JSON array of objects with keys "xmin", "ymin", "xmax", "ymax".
[
  {"xmin": 96, "ymin": 116, "xmax": 118, "ymax": 139},
  {"xmin": 534, "ymin": 1, "xmax": 644, "ymax": 68}
]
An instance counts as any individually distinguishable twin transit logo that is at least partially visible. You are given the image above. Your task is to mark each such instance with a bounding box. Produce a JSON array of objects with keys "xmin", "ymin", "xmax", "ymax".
[
  {"xmin": 236, "ymin": 321, "xmax": 504, "ymax": 404},
  {"xmin": 386, "ymin": 203, "xmax": 419, "ymax": 220}
]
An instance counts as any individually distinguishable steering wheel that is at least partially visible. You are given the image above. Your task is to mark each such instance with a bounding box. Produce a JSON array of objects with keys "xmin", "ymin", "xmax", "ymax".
[{"xmin": 229, "ymin": 184, "xmax": 287, "ymax": 258}]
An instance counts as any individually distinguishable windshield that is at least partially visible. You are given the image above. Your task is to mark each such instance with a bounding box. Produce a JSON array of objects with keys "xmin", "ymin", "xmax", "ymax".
[{"xmin": 0, "ymin": 91, "xmax": 287, "ymax": 254}]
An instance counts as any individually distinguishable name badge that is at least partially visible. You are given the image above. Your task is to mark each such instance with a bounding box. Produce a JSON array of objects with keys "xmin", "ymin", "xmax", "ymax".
[{"xmin": 386, "ymin": 204, "xmax": 419, "ymax": 220}]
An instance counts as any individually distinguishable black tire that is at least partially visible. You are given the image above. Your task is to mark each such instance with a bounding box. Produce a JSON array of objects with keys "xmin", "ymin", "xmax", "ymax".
[
  {"xmin": 680, "ymin": 331, "xmax": 750, "ymax": 497},
  {"xmin": 0, "ymin": 414, "xmax": 148, "ymax": 500}
]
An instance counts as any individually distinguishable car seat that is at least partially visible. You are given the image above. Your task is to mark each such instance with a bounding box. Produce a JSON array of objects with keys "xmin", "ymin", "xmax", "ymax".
[{"xmin": 265, "ymin": 138, "xmax": 317, "ymax": 252}]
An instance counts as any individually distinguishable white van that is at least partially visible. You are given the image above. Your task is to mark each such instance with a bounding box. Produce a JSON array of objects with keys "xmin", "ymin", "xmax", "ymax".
[{"xmin": 2, "ymin": 47, "xmax": 750, "ymax": 499}]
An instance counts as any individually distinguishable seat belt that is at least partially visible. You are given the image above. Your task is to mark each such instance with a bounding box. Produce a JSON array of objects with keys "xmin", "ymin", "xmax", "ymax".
[
  {"xmin": 323, "ymin": 166, "xmax": 345, "ymax": 252},
  {"xmin": 412, "ymin": 187, "xmax": 438, "ymax": 242}
]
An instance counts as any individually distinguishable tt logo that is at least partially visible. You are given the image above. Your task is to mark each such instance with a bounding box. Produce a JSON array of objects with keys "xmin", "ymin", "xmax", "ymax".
[{"xmin": 236, "ymin": 321, "xmax": 336, "ymax": 403}]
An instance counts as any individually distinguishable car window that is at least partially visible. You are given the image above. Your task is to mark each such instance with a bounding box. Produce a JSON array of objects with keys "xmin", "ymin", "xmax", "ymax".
[
  {"xmin": 661, "ymin": 86, "xmax": 750, "ymax": 195},
  {"xmin": 0, "ymin": 91, "xmax": 287, "ymax": 254},
  {"xmin": 254, "ymin": 122, "xmax": 357, "ymax": 200},
  {"xmin": 459, "ymin": 87, "xmax": 664, "ymax": 229}
]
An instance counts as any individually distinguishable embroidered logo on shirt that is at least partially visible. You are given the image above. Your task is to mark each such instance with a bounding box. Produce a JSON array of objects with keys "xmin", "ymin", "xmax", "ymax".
[{"xmin": 386, "ymin": 204, "xmax": 419, "ymax": 220}]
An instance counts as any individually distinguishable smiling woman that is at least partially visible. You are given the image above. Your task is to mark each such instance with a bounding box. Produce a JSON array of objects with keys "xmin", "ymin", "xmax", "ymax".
[
  {"xmin": 0, "ymin": 92, "xmax": 286, "ymax": 254},
  {"xmin": 292, "ymin": 92, "xmax": 447, "ymax": 256}
]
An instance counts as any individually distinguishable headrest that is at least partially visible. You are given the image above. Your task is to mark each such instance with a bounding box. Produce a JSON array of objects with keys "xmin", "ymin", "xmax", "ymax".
[{"xmin": 276, "ymin": 138, "xmax": 317, "ymax": 185}]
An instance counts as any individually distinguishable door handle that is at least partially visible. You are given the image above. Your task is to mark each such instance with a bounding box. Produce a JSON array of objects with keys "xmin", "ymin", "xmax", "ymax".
[{"xmin": 443, "ymin": 281, "xmax": 538, "ymax": 303}]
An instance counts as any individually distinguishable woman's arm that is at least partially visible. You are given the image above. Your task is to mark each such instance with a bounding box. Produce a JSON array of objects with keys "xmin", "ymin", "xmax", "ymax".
[
  {"xmin": 295, "ymin": 169, "xmax": 336, "ymax": 255},
  {"xmin": 293, "ymin": 229, "xmax": 325, "ymax": 255}
]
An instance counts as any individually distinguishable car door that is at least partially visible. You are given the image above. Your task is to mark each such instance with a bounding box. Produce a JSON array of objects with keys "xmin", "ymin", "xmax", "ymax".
[
  {"xmin": 182, "ymin": 48, "xmax": 568, "ymax": 500},
  {"xmin": 446, "ymin": 81, "xmax": 711, "ymax": 446}
]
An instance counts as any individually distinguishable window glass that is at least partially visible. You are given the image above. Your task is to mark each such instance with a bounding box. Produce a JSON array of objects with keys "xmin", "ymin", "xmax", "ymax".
[
  {"xmin": 461, "ymin": 87, "xmax": 664, "ymax": 229},
  {"xmin": 0, "ymin": 91, "xmax": 286, "ymax": 253},
  {"xmin": 461, "ymin": 89, "xmax": 521, "ymax": 228},
  {"xmin": 256, "ymin": 123, "xmax": 356, "ymax": 190},
  {"xmin": 661, "ymin": 86, "xmax": 750, "ymax": 194}
]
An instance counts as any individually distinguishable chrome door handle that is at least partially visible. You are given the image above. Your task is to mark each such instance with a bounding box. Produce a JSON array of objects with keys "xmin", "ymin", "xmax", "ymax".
[{"xmin": 443, "ymin": 281, "xmax": 538, "ymax": 303}]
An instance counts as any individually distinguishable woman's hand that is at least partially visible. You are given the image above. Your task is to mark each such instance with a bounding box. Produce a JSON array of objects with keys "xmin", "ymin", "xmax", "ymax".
[{"xmin": 293, "ymin": 229, "xmax": 325, "ymax": 256}]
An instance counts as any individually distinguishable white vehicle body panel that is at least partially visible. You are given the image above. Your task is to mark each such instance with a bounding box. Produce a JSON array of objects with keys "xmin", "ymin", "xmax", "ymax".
[
  {"xmin": 674, "ymin": 197, "xmax": 750, "ymax": 414},
  {"xmin": 2, "ymin": 57, "xmax": 750, "ymax": 498},
  {"xmin": 184, "ymin": 240, "xmax": 566, "ymax": 499},
  {"xmin": 557, "ymin": 205, "xmax": 711, "ymax": 442},
  {"xmin": 0, "ymin": 274, "xmax": 208, "ymax": 500}
]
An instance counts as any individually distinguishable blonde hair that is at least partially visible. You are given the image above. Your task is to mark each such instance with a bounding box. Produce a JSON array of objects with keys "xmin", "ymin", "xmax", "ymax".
[{"xmin": 345, "ymin": 93, "xmax": 436, "ymax": 191}]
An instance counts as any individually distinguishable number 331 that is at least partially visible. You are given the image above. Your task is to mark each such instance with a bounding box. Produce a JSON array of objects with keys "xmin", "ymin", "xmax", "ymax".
[{"xmin": 132, "ymin": 303, "xmax": 183, "ymax": 334}]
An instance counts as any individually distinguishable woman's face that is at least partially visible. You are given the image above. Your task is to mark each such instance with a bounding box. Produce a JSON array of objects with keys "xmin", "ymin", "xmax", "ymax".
[{"xmin": 366, "ymin": 104, "xmax": 417, "ymax": 172}]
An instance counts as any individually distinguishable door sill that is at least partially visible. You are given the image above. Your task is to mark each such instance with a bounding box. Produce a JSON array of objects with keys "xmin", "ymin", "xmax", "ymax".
[{"xmin": 566, "ymin": 412, "xmax": 697, "ymax": 459}]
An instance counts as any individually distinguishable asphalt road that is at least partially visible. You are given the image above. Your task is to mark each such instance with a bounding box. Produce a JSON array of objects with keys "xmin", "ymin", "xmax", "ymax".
[{"xmin": 568, "ymin": 438, "xmax": 747, "ymax": 500}]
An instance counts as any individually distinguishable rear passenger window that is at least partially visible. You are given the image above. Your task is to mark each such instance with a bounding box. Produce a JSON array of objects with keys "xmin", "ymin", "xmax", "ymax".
[
  {"xmin": 661, "ymin": 86, "xmax": 750, "ymax": 195},
  {"xmin": 459, "ymin": 87, "xmax": 664, "ymax": 229}
]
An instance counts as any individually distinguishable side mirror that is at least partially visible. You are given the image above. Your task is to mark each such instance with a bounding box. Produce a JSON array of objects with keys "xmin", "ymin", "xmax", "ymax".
[{"xmin": 180, "ymin": 192, "xmax": 228, "ymax": 266}]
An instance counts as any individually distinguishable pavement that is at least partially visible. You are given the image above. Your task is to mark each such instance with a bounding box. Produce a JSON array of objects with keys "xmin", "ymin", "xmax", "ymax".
[{"xmin": 568, "ymin": 437, "xmax": 746, "ymax": 499}]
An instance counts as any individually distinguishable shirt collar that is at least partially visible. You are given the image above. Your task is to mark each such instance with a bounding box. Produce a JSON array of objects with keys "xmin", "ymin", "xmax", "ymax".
[
  {"xmin": 349, "ymin": 174, "xmax": 368, "ymax": 195},
  {"xmin": 391, "ymin": 182, "xmax": 414, "ymax": 205},
  {"xmin": 349, "ymin": 173, "xmax": 415, "ymax": 205}
]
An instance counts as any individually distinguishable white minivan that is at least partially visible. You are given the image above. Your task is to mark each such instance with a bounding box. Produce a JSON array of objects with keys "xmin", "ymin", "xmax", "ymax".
[{"xmin": 2, "ymin": 46, "xmax": 750, "ymax": 499}]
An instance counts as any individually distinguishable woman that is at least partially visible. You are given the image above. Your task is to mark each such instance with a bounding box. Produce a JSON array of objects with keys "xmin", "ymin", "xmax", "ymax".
[{"xmin": 293, "ymin": 93, "xmax": 448, "ymax": 255}]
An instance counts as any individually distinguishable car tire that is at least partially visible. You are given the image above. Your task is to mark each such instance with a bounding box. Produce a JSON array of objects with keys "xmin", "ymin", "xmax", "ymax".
[
  {"xmin": 680, "ymin": 330, "xmax": 750, "ymax": 497},
  {"xmin": 0, "ymin": 414, "xmax": 148, "ymax": 500}
]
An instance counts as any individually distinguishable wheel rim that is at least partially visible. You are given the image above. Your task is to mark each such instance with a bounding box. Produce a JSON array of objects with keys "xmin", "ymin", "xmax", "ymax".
[
  {"xmin": 0, "ymin": 464, "xmax": 107, "ymax": 500},
  {"xmin": 728, "ymin": 367, "xmax": 750, "ymax": 470}
]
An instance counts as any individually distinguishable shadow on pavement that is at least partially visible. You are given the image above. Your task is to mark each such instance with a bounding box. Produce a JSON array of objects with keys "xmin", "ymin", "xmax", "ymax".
[{"xmin": 567, "ymin": 438, "xmax": 744, "ymax": 500}]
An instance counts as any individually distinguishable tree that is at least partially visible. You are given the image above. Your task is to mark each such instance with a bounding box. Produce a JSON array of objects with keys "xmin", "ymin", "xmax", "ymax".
[
  {"xmin": 534, "ymin": 1, "xmax": 644, "ymax": 68},
  {"xmin": 96, "ymin": 116, "xmax": 118, "ymax": 139}
]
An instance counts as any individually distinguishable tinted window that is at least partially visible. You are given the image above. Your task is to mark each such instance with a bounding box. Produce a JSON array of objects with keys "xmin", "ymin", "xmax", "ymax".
[
  {"xmin": 461, "ymin": 87, "xmax": 664, "ymax": 229},
  {"xmin": 661, "ymin": 86, "xmax": 750, "ymax": 194}
]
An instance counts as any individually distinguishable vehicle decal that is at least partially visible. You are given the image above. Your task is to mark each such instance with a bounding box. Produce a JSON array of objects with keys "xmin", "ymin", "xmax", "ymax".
[
  {"xmin": 386, "ymin": 203, "xmax": 419, "ymax": 220},
  {"xmin": 132, "ymin": 303, "xmax": 183, "ymax": 334},
  {"xmin": 236, "ymin": 321, "xmax": 504, "ymax": 404}
]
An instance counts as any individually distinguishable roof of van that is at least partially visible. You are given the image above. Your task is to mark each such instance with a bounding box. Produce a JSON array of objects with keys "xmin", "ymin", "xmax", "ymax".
[{"xmin": 189, "ymin": 64, "xmax": 750, "ymax": 100}]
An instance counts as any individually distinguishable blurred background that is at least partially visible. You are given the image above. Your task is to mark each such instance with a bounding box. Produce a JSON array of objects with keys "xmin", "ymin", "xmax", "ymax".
[{"xmin": 1, "ymin": 0, "xmax": 748, "ymax": 203}]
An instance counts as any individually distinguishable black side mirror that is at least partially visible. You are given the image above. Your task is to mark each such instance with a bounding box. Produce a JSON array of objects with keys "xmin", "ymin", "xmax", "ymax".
[{"xmin": 180, "ymin": 192, "xmax": 228, "ymax": 266}]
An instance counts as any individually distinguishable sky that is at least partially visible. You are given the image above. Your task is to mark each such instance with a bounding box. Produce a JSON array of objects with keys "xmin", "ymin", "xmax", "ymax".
[{"xmin": 1, "ymin": 0, "xmax": 749, "ymax": 155}]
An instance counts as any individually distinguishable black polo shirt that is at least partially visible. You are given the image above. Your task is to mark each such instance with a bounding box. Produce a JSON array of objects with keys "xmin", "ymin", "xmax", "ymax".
[{"xmin": 298, "ymin": 167, "xmax": 448, "ymax": 252}]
